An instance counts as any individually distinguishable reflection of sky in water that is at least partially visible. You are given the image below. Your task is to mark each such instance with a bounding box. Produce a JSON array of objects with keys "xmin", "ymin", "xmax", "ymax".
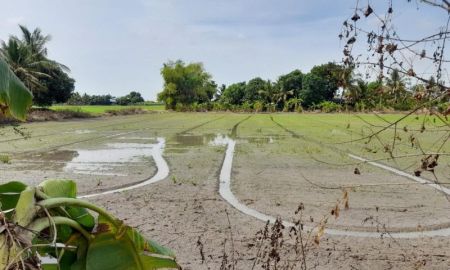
[
  {"xmin": 208, "ymin": 134, "xmax": 232, "ymax": 146},
  {"xmin": 64, "ymin": 142, "xmax": 155, "ymax": 176},
  {"xmin": 65, "ymin": 129, "xmax": 94, "ymax": 135}
]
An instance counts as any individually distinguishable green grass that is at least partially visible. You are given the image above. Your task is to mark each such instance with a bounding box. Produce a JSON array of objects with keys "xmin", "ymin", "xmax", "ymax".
[
  {"xmin": 0, "ymin": 154, "xmax": 10, "ymax": 164},
  {"xmin": 50, "ymin": 104, "xmax": 165, "ymax": 115}
]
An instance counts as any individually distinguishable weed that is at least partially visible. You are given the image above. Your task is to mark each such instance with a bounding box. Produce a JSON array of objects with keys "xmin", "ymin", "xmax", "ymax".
[
  {"xmin": 0, "ymin": 154, "xmax": 10, "ymax": 164},
  {"xmin": 171, "ymin": 175, "xmax": 177, "ymax": 184}
]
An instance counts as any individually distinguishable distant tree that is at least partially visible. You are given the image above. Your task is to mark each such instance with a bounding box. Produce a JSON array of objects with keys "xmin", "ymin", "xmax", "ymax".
[
  {"xmin": 67, "ymin": 92, "xmax": 83, "ymax": 105},
  {"xmin": 89, "ymin": 94, "xmax": 113, "ymax": 105},
  {"xmin": 116, "ymin": 91, "xmax": 145, "ymax": 105},
  {"xmin": 275, "ymin": 69, "xmax": 303, "ymax": 99},
  {"xmin": 214, "ymin": 84, "xmax": 226, "ymax": 101},
  {"xmin": 244, "ymin": 77, "xmax": 267, "ymax": 103},
  {"xmin": 300, "ymin": 73, "xmax": 330, "ymax": 107},
  {"xmin": 385, "ymin": 69, "xmax": 407, "ymax": 104},
  {"xmin": 273, "ymin": 70, "xmax": 304, "ymax": 109},
  {"xmin": 345, "ymin": 78, "xmax": 368, "ymax": 104},
  {"xmin": 67, "ymin": 93, "xmax": 113, "ymax": 105},
  {"xmin": 298, "ymin": 63, "xmax": 345, "ymax": 107},
  {"xmin": 33, "ymin": 67, "xmax": 75, "ymax": 106},
  {"xmin": 220, "ymin": 82, "xmax": 247, "ymax": 105},
  {"xmin": 157, "ymin": 60, "xmax": 217, "ymax": 109}
]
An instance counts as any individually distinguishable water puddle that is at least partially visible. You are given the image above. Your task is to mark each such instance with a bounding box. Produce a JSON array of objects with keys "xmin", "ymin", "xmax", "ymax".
[
  {"xmin": 79, "ymin": 138, "xmax": 168, "ymax": 198},
  {"xmin": 246, "ymin": 136, "xmax": 275, "ymax": 144},
  {"xmin": 67, "ymin": 129, "xmax": 94, "ymax": 135},
  {"xmin": 172, "ymin": 133, "xmax": 217, "ymax": 147},
  {"xmin": 64, "ymin": 142, "xmax": 156, "ymax": 176},
  {"xmin": 218, "ymin": 138, "xmax": 450, "ymax": 238}
]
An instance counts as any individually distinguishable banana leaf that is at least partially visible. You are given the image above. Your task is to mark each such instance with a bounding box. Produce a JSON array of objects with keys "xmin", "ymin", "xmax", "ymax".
[{"xmin": 0, "ymin": 58, "xmax": 33, "ymax": 121}]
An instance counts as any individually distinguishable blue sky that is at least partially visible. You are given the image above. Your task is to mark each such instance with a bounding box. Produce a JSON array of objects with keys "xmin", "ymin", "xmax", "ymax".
[{"xmin": 0, "ymin": 0, "xmax": 447, "ymax": 100}]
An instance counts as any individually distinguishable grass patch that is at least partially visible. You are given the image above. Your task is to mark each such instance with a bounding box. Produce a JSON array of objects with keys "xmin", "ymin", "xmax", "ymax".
[
  {"xmin": 0, "ymin": 154, "xmax": 10, "ymax": 164},
  {"xmin": 50, "ymin": 105, "xmax": 165, "ymax": 115}
]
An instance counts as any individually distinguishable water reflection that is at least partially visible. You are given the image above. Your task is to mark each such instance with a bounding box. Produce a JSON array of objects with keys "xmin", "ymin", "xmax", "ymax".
[{"xmin": 64, "ymin": 141, "xmax": 159, "ymax": 176}]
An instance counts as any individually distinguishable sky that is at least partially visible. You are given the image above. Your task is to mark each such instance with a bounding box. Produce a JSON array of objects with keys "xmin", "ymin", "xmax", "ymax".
[{"xmin": 0, "ymin": 0, "xmax": 448, "ymax": 100}]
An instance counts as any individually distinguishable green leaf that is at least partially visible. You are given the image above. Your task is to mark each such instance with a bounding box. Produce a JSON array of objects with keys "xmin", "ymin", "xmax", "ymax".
[
  {"xmin": 86, "ymin": 233, "xmax": 141, "ymax": 270},
  {"xmin": 126, "ymin": 227, "xmax": 176, "ymax": 258},
  {"xmin": 39, "ymin": 179, "xmax": 95, "ymax": 229},
  {"xmin": 139, "ymin": 254, "xmax": 179, "ymax": 269},
  {"xmin": 92, "ymin": 217, "xmax": 178, "ymax": 269},
  {"xmin": 13, "ymin": 187, "xmax": 37, "ymax": 227},
  {"xmin": 97, "ymin": 215, "xmax": 176, "ymax": 258},
  {"xmin": 61, "ymin": 233, "xmax": 88, "ymax": 270},
  {"xmin": 39, "ymin": 179, "xmax": 77, "ymax": 198},
  {"xmin": 0, "ymin": 181, "xmax": 27, "ymax": 217},
  {"xmin": 0, "ymin": 58, "xmax": 33, "ymax": 120}
]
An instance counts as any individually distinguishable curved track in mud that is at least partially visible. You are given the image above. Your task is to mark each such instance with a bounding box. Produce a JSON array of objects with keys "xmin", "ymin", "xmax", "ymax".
[
  {"xmin": 218, "ymin": 116, "xmax": 450, "ymax": 238},
  {"xmin": 78, "ymin": 116, "xmax": 226, "ymax": 198},
  {"xmin": 79, "ymin": 138, "xmax": 169, "ymax": 198}
]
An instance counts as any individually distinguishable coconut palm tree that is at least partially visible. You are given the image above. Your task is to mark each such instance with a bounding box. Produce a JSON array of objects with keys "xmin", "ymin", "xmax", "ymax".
[
  {"xmin": 0, "ymin": 25, "xmax": 68, "ymax": 92},
  {"xmin": 385, "ymin": 69, "xmax": 406, "ymax": 104}
]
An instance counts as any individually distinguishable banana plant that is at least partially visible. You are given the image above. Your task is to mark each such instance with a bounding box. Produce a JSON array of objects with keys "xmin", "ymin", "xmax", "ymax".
[
  {"xmin": 0, "ymin": 179, "xmax": 179, "ymax": 269},
  {"xmin": 0, "ymin": 57, "xmax": 33, "ymax": 121},
  {"xmin": 1, "ymin": 57, "xmax": 179, "ymax": 269}
]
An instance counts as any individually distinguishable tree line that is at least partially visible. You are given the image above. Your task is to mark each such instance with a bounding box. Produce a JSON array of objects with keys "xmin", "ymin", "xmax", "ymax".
[
  {"xmin": 158, "ymin": 60, "xmax": 449, "ymax": 113},
  {"xmin": 67, "ymin": 91, "xmax": 145, "ymax": 106}
]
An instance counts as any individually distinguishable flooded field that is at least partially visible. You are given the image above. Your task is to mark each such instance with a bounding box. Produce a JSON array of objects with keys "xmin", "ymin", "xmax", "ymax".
[{"xmin": 1, "ymin": 112, "xmax": 450, "ymax": 269}]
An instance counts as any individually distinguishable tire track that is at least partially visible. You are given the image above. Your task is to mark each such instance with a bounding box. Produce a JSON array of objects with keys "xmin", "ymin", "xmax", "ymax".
[{"xmin": 178, "ymin": 115, "xmax": 225, "ymax": 134}]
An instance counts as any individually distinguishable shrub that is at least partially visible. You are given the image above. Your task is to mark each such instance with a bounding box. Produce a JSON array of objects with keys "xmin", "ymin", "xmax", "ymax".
[
  {"xmin": 242, "ymin": 101, "xmax": 253, "ymax": 112},
  {"xmin": 437, "ymin": 102, "xmax": 450, "ymax": 114},
  {"xmin": 317, "ymin": 101, "xmax": 342, "ymax": 113},
  {"xmin": 253, "ymin": 101, "xmax": 265, "ymax": 112}
]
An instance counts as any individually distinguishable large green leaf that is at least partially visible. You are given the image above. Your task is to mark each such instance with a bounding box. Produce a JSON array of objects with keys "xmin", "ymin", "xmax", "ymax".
[
  {"xmin": 97, "ymin": 215, "xmax": 176, "ymax": 258},
  {"xmin": 0, "ymin": 181, "xmax": 27, "ymax": 217},
  {"xmin": 91, "ymin": 216, "xmax": 178, "ymax": 269},
  {"xmin": 39, "ymin": 179, "xmax": 95, "ymax": 229},
  {"xmin": 0, "ymin": 58, "xmax": 33, "ymax": 120},
  {"xmin": 126, "ymin": 227, "xmax": 176, "ymax": 258},
  {"xmin": 86, "ymin": 232, "xmax": 178, "ymax": 270},
  {"xmin": 39, "ymin": 179, "xmax": 77, "ymax": 198},
  {"xmin": 86, "ymin": 233, "xmax": 140, "ymax": 270},
  {"xmin": 13, "ymin": 187, "xmax": 37, "ymax": 227}
]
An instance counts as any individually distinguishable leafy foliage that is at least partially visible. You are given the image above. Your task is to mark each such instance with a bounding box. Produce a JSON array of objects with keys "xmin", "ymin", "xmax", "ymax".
[
  {"xmin": 67, "ymin": 93, "xmax": 114, "ymax": 105},
  {"xmin": 158, "ymin": 60, "xmax": 217, "ymax": 109},
  {"xmin": 116, "ymin": 91, "xmax": 145, "ymax": 105},
  {"xmin": 0, "ymin": 25, "xmax": 73, "ymax": 106},
  {"xmin": 0, "ymin": 58, "xmax": 33, "ymax": 120},
  {"xmin": 0, "ymin": 179, "xmax": 179, "ymax": 269}
]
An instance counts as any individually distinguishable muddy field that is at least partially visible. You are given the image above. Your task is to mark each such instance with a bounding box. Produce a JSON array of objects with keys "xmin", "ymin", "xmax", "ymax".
[{"xmin": 1, "ymin": 112, "xmax": 450, "ymax": 269}]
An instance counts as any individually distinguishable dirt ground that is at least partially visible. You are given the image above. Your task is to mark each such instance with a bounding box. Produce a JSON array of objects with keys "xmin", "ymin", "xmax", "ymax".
[{"xmin": 1, "ymin": 113, "xmax": 450, "ymax": 269}]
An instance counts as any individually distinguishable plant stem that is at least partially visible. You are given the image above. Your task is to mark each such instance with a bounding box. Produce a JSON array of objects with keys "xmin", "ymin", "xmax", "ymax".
[
  {"xmin": 28, "ymin": 216, "xmax": 92, "ymax": 240},
  {"xmin": 37, "ymin": 198, "xmax": 118, "ymax": 227},
  {"xmin": 35, "ymin": 188, "xmax": 50, "ymax": 200}
]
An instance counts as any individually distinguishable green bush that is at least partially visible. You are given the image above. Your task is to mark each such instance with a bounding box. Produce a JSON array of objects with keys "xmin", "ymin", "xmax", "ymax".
[
  {"xmin": 437, "ymin": 102, "xmax": 450, "ymax": 114},
  {"xmin": 253, "ymin": 101, "xmax": 265, "ymax": 112},
  {"xmin": 317, "ymin": 101, "xmax": 342, "ymax": 113}
]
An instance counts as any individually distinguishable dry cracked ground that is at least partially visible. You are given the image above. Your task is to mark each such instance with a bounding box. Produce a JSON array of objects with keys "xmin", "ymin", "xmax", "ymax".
[{"xmin": 1, "ymin": 112, "xmax": 450, "ymax": 269}]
